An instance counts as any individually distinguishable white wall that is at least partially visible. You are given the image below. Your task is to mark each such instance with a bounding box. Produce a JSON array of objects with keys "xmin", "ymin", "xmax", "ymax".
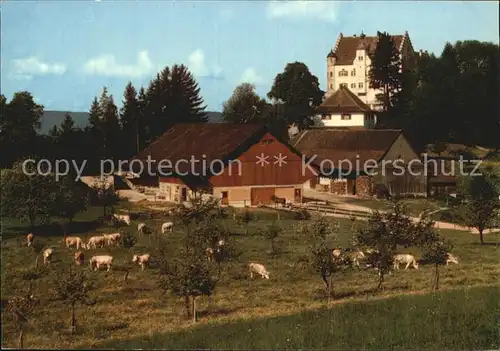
[{"xmin": 316, "ymin": 112, "xmax": 366, "ymax": 127}]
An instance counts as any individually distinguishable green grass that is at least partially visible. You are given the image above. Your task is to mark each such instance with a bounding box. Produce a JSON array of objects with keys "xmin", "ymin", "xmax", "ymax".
[
  {"xmin": 97, "ymin": 286, "xmax": 500, "ymax": 350},
  {"xmin": 1, "ymin": 202, "xmax": 499, "ymax": 349}
]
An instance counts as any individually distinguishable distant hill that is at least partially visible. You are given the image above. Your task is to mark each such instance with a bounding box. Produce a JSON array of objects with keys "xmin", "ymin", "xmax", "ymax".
[{"xmin": 39, "ymin": 110, "xmax": 224, "ymax": 134}]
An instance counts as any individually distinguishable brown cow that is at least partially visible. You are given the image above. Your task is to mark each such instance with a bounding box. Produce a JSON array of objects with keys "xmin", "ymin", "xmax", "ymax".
[{"xmin": 74, "ymin": 251, "xmax": 84, "ymax": 265}]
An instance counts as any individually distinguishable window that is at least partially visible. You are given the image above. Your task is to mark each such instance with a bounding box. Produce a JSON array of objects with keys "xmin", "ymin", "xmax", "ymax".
[
  {"xmin": 339, "ymin": 69, "xmax": 348, "ymax": 77},
  {"xmin": 339, "ymin": 83, "xmax": 347, "ymax": 88},
  {"xmin": 351, "ymin": 69, "xmax": 356, "ymax": 76},
  {"xmin": 358, "ymin": 82, "xmax": 364, "ymax": 88},
  {"xmin": 358, "ymin": 56, "xmax": 363, "ymax": 61},
  {"xmin": 341, "ymin": 113, "xmax": 351, "ymax": 120},
  {"xmin": 329, "ymin": 71, "xmax": 333, "ymax": 77},
  {"xmin": 329, "ymin": 84, "xmax": 333, "ymax": 89},
  {"xmin": 357, "ymin": 92, "xmax": 366, "ymax": 96},
  {"xmin": 350, "ymin": 83, "xmax": 356, "ymax": 89},
  {"xmin": 261, "ymin": 139, "xmax": 274, "ymax": 145},
  {"xmin": 321, "ymin": 114, "xmax": 331, "ymax": 120}
]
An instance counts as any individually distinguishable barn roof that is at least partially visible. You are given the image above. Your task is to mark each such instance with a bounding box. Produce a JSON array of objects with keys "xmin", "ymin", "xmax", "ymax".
[
  {"xmin": 332, "ymin": 33, "xmax": 404, "ymax": 65},
  {"xmin": 290, "ymin": 129, "xmax": 403, "ymax": 170},
  {"xmin": 317, "ymin": 85, "xmax": 371, "ymax": 113},
  {"xmin": 133, "ymin": 123, "xmax": 266, "ymax": 175}
]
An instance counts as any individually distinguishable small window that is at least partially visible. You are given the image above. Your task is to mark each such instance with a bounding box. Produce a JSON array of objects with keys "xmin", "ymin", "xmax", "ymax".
[
  {"xmin": 358, "ymin": 56, "xmax": 363, "ymax": 61},
  {"xmin": 339, "ymin": 69, "xmax": 348, "ymax": 77},
  {"xmin": 329, "ymin": 84, "xmax": 333, "ymax": 89},
  {"xmin": 358, "ymin": 82, "xmax": 364, "ymax": 88},
  {"xmin": 339, "ymin": 83, "xmax": 347, "ymax": 88},
  {"xmin": 322, "ymin": 114, "xmax": 331, "ymax": 120},
  {"xmin": 350, "ymin": 83, "xmax": 356, "ymax": 89},
  {"xmin": 329, "ymin": 71, "xmax": 333, "ymax": 77},
  {"xmin": 351, "ymin": 69, "xmax": 356, "ymax": 76},
  {"xmin": 261, "ymin": 139, "xmax": 274, "ymax": 145},
  {"xmin": 341, "ymin": 113, "xmax": 351, "ymax": 120}
]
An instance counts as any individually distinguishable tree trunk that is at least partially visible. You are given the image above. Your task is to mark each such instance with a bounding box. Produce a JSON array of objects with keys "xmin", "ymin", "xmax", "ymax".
[
  {"xmin": 434, "ymin": 264, "xmax": 440, "ymax": 290},
  {"xmin": 192, "ymin": 297, "xmax": 197, "ymax": 323},
  {"xmin": 71, "ymin": 302, "xmax": 76, "ymax": 333},
  {"xmin": 123, "ymin": 270, "xmax": 129, "ymax": 282},
  {"xmin": 18, "ymin": 327, "xmax": 24, "ymax": 349},
  {"xmin": 184, "ymin": 295, "xmax": 191, "ymax": 318},
  {"xmin": 321, "ymin": 273, "xmax": 329, "ymax": 291},
  {"xmin": 479, "ymin": 229, "xmax": 484, "ymax": 245},
  {"xmin": 328, "ymin": 275, "xmax": 333, "ymax": 303},
  {"xmin": 377, "ymin": 271, "xmax": 384, "ymax": 290}
]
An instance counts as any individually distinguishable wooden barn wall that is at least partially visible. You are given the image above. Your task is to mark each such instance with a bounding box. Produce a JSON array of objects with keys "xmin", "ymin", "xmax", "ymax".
[{"xmin": 209, "ymin": 133, "xmax": 314, "ymax": 187}]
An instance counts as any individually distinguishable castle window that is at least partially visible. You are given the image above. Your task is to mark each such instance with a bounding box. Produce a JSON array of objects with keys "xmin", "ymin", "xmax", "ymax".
[
  {"xmin": 329, "ymin": 84, "xmax": 333, "ymax": 89},
  {"xmin": 358, "ymin": 82, "xmax": 364, "ymax": 88},
  {"xmin": 338, "ymin": 69, "xmax": 348, "ymax": 77},
  {"xmin": 351, "ymin": 69, "xmax": 356, "ymax": 76},
  {"xmin": 339, "ymin": 83, "xmax": 347, "ymax": 88},
  {"xmin": 350, "ymin": 83, "xmax": 356, "ymax": 89},
  {"xmin": 341, "ymin": 113, "xmax": 352, "ymax": 120},
  {"xmin": 358, "ymin": 56, "xmax": 363, "ymax": 61},
  {"xmin": 329, "ymin": 71, "xmax": 333, "ymax": 77}
]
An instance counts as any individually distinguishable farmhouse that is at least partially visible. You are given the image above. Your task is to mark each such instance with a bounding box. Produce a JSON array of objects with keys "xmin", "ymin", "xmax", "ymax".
[
  {"xmin": 290, "ymin": 128, "xmax": 427, "ymax": 197},
  {"xmin": 315, "ymin": 85, "xmax": 376, "ymax": 128},
  {"xmin": 128, "ymin": 123, "xmax": 314, "ymax": 206}
]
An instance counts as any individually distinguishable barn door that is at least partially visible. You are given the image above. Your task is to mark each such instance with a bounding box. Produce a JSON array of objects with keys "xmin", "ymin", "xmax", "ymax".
[{"xmin": 251, "ymin": 187, "xmax": 275, "ymax": 206}]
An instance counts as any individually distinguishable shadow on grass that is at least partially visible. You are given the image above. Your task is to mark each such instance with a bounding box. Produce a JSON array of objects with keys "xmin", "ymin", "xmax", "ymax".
[
  {"xmin": 470, "ymin": 242, "xmax": 498, "ymax": 247},
  {"xmin": 3, "ymin": 218, "xmax": 104, "ymax": 239}
]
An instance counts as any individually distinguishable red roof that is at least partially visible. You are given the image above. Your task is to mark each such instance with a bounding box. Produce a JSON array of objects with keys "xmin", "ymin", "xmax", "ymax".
[{"xmin": 333, "ymin": 34, "xmax": 404, "ymax": 65}]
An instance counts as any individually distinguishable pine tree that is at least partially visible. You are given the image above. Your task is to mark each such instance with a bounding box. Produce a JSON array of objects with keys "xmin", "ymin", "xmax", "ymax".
[
  {"xmin": 102, "ymin": 95, "xmax": 121, "ymax": 161},
  {"xmin": 145, "ymin": 72, "xmax": 165, "ymax": 142},
  {"xmin": 120, "ymin": 82, "xmax": 140, "ymax": 158},
  {"xmin": 137, "ymin": 86, "xmax": 148, "ymax": 150},
  {"xmin": 369, "ymin": 32, "xmax": 402, "ymax": 112},
  {"xmin": 86, "ymin": 96, "xmax": 104, "ymax": 170},
  {"xmin": 169, "ymin": 64, "xmax": 207, "ymax": 124}
]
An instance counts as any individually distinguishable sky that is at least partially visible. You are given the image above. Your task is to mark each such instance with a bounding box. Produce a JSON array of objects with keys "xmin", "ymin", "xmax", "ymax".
[{"xmin": 1, "ymin": 0, "xmax": 498, "ymax": 112}]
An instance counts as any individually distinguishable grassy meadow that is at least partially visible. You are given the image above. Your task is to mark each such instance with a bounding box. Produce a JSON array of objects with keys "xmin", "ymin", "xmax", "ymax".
[{"xmin": 1, "ymin": 201, "xmax": 499, "ymax": 349}]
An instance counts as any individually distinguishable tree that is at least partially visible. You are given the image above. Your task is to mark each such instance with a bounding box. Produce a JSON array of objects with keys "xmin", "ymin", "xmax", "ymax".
[
  {"xmin": 297, "ymin": 215, "xmax": 339, "ymax": 296},
  {"xmin": 1, "ymin": 160, "xmax": 57, "ymax": 230},
  {"xmin": 102, "ymin": 94, "xmax": 122, "ymax": 161},
  {"xmin": 5, "ymin": 294, "xmax": 39, "ymax": 348},
  {"xmin": 136, "ymin": 86, "xmax": 148, "ymax": 150},
  {"xmin": 260, "ymin": 222, "xmax": 283, "ymax": 255},
  {"xmin": 0, "ymin": 92, "xmax": 44, "ymax": 168},
  {"xmin": 120, "ymin": 82, "xmax": 141, "ymax": 158},
  {"xmin": 169, "ymin": 64, "xmax": 207, "ymax": 124},
  {"xmin": 52, "ymin": 176, "xmax": 90, "ymax": 235},
  {"xmin": 90, "ymin": 178, "xmax": 119, "ymax": 217},
  {"xmin": 455, "ymin": 173, "xmax": 500, "ymax": 244},
  {"xmin": 268, "ymin": 62, "xmax": 324, "ymax": 129},
  {"xmin": 222, "ymin": 83, "xmax": 269, "ymax": 123},
  {"xmin": 235, "ymin": 208, "xmax": 254, "ymax": 235},
  {"xmin": 421, "ymin": 235, "xmax": 453, "ymax": 290},
  {"xmin": 369, "ymin": 31, "xmax": 402, "ymax": 112},
  {"xmin": 52, "ymin": 265, "xmax": 93, "ymax": 333}
]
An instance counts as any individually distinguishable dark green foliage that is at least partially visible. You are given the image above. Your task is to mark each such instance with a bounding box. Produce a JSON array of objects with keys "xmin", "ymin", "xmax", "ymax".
[
  {"xmin": 368, "ymin": 31, "xmax": 402, "ymax": 112},
  {"xmin": 455, "ymin": 172, "xmax": 500, "ymax": 244},
  {"xmin": 267, "ymin": 62, "xmax": 324, "ymax": 129},
  {"xmin": 5, "ymin": 294, "xmax": 40, "ymax": 348},
  {"xmin": 222, "ymin": 83, "xmax": 270, "ymax": 124},
  {"xmin": 89, "ymin": 179, "xmax": 119, "ymax": 217},
  {"xmin": 421, "ymin": 236, "xmax": 453, "ymax": 290},
  {"xmin": 120, "ymin": 231, "xmax": 137, "ymax": 249},
  {"xmin": 120, "ymin": 82, "xmax": 141, "ymax": 158},
  {"xmin": 260, "ymin": 222, "xmax": 283, "ymax": 255},
  {"xmin": 294, "ymin": 208, "xmax": 311, "ymax": 220},
  {"xmin": 52, "ymin": 176, "xmax": 90, "ymax": 233}
]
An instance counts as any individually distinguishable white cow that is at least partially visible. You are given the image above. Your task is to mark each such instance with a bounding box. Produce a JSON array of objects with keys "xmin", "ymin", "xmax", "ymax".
[
  {"xmin": 89, "ymin": 255, "xmax": 113, "ymax": 271},
  {"xmin": 87, "ymin": 235, "xmax": 107, "ymax": 249},
  {"xmin": 137, "ymin": 223, "xmax": 147, "ymax": 235},
  {"xmin": 446, "ymin": 253, "xmax": 459, "ymax": 265},
  {"xmin": 350, "ymin": 250, "xmax": 366, "ymax": 269},
  {"xmin": 161, "ymin": 222, "xmax": 174, "ymax": 234},
  {"xmin": 26, "ymin": 233, "xmax": 35, "ymax": 247},
  {"xmin": 113, "ymin": 214, "xmax": 131, "ymax": 226},
  {"xmin": 43, "ymin": 248, "xmax": 54, "ymax": 264},
  {"xmin": 103, "ymin": 233, "xmax": 121, "ymax": 247},
  {"xmin": 393, "ymin": 254, "xmax": 419, "ymax": 270},
  {"xmin": 249, "ymin": 262, "xmax": 270, "ymax": 279},
  {"xmin": 64, "ymin": 236, "xmax": 86, "ymax": 250},
  {"xmin": 132, "ymin": 254, "xmax": 150, "ymax": 271}
]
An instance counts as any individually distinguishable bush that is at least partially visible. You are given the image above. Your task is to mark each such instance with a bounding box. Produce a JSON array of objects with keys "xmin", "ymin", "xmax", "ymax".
[
  {"xmin": 294, "ymin": 208, "xmax": 311, "ymax": 220},
  {"xmin": 120, "ymin": 231, "xmax": 137, "ymax": 249}
]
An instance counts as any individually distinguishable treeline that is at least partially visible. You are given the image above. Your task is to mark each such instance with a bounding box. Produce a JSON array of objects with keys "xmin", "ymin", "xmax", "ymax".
[{"xmin": 0, "ymin": 64, "xmax": 207, "ymax": 172}]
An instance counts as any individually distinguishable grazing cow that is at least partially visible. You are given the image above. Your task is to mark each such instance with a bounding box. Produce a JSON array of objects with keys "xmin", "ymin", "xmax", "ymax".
[
  {"xmin": 446, "ymin": 253, "xmax": 459, "ymax": 265},
  {"xmin": 137, "ymin": 223, "xmax": 147, "ymax": 235},
  {"xmin": 161, "ymin": 222, "xmax": 174, "ymax": 234},
  {"xmin": 113, "ymin": 214, "xmax": 131, "ymax": 226},
  {"xmin": 43, "ymin": 248, "xmax": 54, "ymax": 264},
  {"xmin": 26, "ymin": 233, "xmax": 34, "ymax": 247},
  {"xmin": 350, "ymin": 250, "xmax": 366, "ymax": 269},
  {"xmin": 103, "ymin": 233, "xmax": 121, "ymax": 247},
  {"xmin": 74, "ymin": 251, "xmax": 84, "ymax": 265},
  {"xmin": 132, "ymin": 254, "xmax": 150, "ymax": 271},
  {"xmin": 248, "ymin": 262, "xmax": 270, "ymax": 279},
  {"xmin": 86, "ymin": 235, "xmax": 107, "ymax": 249},
  {"xmin": 64, "ymin": 236, "xmax": 86, "ymax": 250},
  {"xmin": 393, "ymin": 254, "xmax": 419, "ymax": 270},
  {"xmin": 89, "ymin": 255, "xmax": 113, "ymax": 271},
  {"xmin": 206, "ymin": 247, "xmax": 214, "ymax": 262}
]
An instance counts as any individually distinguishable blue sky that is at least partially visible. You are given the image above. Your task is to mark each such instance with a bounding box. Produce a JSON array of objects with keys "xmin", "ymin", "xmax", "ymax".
[{"xmin": 1, "ymin": 0, "xmax": 498, "ymax": 112}]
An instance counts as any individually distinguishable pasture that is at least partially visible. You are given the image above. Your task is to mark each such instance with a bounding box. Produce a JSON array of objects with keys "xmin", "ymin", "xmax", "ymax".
[{"xmin": 1, "ymin": 202, "xmax": 499, "ymax": 349}]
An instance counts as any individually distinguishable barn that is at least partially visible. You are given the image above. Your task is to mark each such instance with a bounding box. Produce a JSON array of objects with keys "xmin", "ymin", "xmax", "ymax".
[{"xmin": 129, "ymin": 123, "xmax": 314, "ymax": 206}]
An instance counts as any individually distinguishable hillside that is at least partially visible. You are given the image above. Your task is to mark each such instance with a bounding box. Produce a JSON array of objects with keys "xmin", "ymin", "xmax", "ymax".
[{"xmin": 39, "ymin": 110, "xmax": 224, "ymax": 134}]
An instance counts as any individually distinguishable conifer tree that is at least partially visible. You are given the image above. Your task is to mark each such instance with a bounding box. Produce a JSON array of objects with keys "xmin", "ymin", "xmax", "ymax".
[{"xmin": 120, "ymin": 82, "xmax": 140, "ymax": 158}]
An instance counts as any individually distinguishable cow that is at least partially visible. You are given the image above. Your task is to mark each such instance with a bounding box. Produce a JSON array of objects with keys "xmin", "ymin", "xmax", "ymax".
[
  {"xmin": 248, "ymin": 262, "xmax": 270, "ymax": 279},
  {"xmin": 446, "ymin": 253, "xmax": 459, "ymax": 265},
  {"xmin": 86, "ymin": 235, "xmax": 107, "ymax": 249},
  {"xmin": 137, "ymin": 223, "xmax": 147, "ymax": 235},
  {"xmin": 393, "ymin": 254, "xmax": 419, "ymax": 270},
  {"xmin": 43, "ymin": 248, "xmax": 54, "ymax": 265},
  {"xmin": 89, "ymin": 255, "xmax": 113, "ymax": 271},
  {"xmin": 74, "ymin": 251, "xmax": 84, "ymax": 265},
  {"xmin": 132, "ymin": 254, "xmax": 150, "ymax": 271},
  {"xmin": 161, "ymin": 222, "xmax": 174, "ymax": 234},
  {"xmin": 26, "ymin": 233, "xmax": 34, "ymax": 247},
  {"xmin": 64, "ymin": 236, "xmax": 86, "ymax": 250},
  {"xmin": 113, "ymin": 214, "xmax": 131, "ymax": 226}
]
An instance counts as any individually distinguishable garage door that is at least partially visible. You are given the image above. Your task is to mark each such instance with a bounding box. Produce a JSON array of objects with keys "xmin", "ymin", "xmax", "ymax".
[{"xmin": 251, "ymin": 187, "xmax": 276, "ymax": 206}]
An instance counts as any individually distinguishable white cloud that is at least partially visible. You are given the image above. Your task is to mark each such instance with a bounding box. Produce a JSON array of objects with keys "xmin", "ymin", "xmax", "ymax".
[
  {"xmin": 187, "ymin": 49, "xmax": 222, "ymax": 78},
  {"xmin": 240, "ymin": 67, "xmax": 265, "ymax": 85},
  {"xmin": 266, "ymin": 0, "xmax": 339, "ymax": 22},
  {"xmin": 83, "ymin": 50, "xmax": 154, "ymax": 78},
  {"xmin": 10, "ymin": 56, "xmax": 66, "ymax": 80}
]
